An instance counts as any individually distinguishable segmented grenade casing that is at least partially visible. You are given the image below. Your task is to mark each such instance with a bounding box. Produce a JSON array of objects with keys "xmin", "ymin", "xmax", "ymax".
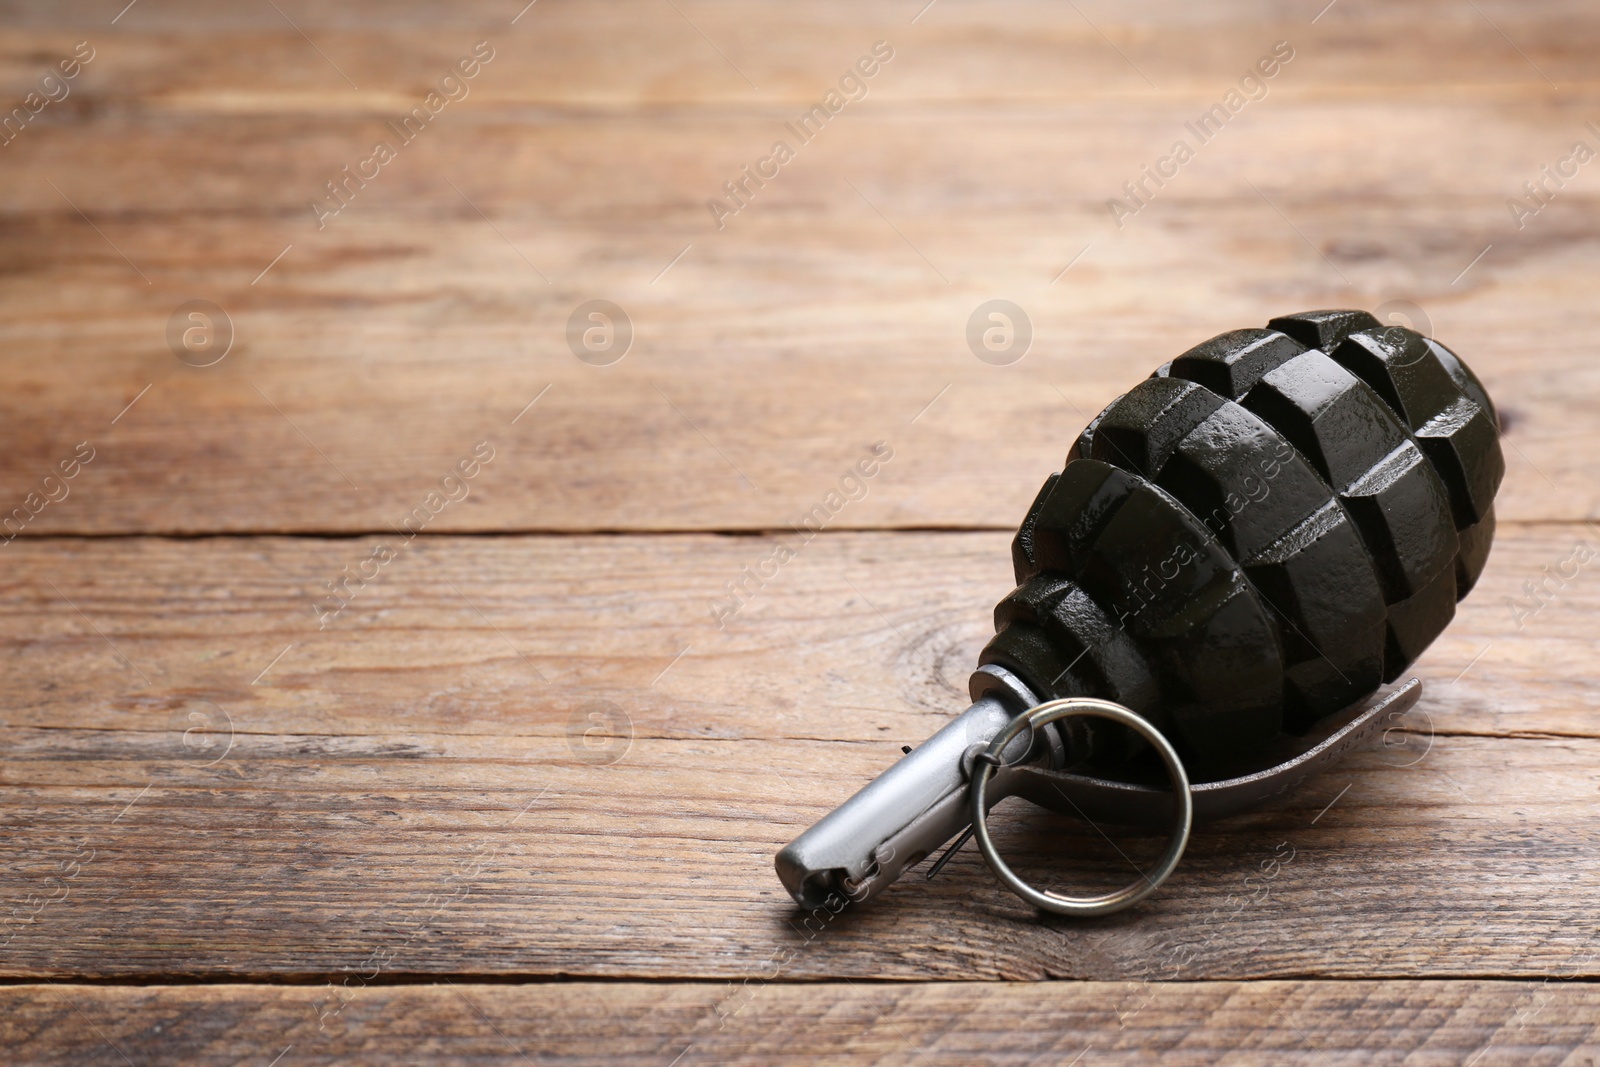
[{"xmin": 984, "ymin": 309, "xmax": 1503, "ymax": 775}]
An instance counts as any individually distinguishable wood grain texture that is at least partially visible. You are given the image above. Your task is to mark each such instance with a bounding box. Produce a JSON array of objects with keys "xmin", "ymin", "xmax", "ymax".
[
  {"xmin": 3, "ymin": 0, "xmax": 1598, "ymax": 1057},
  {"xmin": 3, "ymin": 980, "xmax": 1597, "ymax": 1066},
  {"xmin": 3, "ymin": 0, "xmax": 1596, "ymax": 98},
  {"xmin": 0, "ymin": 3, "xmax": 1596, "ymax": 532},
  {"xmin": 1, "ymin": 529, "xmax": 1596, "ymax": 981}
]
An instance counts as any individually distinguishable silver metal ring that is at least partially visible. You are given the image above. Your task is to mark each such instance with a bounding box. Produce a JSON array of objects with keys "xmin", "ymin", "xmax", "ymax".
[{"xmin": 968, "ymin": 698, "xmax": 1193, "ymax": 917}]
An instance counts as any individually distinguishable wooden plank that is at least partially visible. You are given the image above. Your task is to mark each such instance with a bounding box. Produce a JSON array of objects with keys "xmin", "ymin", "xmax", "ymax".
[
  {"xmin": 0, "ymin": 526, "xmax": 1589, "ymax": 739},
  {"xmin": 1, "ymin": 0, "xmax": 1595, "ymax": 105},
  {"xmin": 0, "ymin": 190, "xmax": 1592, "ymax": 533},
  {"xmin": 2, "ymin": 979, "xmax": 1597, "ymax": 1065},
  {"xmin": 0, "ymin": 5, "xmax": 1596, "ymax": 532},
  {"xmin": 9, "ymin": 0, "xmax": 1600, "ymax": 93},
  {"xmin": 0, "ymin": 529, "xmax": 1596, "ymax": 981},
  {"xmin": 6, "ymin": 731, "xmax": 1597, "ymax": 982}
]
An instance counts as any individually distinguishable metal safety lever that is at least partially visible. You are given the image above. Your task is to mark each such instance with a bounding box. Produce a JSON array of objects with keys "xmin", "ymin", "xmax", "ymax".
[{"xmin": 775, "ymin": 668, "xmax": 1422, "ymax": 916}]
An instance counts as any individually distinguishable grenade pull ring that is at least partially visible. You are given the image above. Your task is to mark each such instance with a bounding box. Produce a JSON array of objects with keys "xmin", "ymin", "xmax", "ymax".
[
  {"xmin": 969, "ymin": 698, "xmax": 1193, "ymax": 917},
  {"xmin": 777, "ymin": 671, "xmax": 1422, "ymax": 916}
]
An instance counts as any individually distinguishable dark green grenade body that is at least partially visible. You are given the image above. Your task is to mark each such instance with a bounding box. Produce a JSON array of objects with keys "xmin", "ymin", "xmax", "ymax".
[{"xmin": 984, "ymin": 309, "xmax": 1503, "ymax": 776}]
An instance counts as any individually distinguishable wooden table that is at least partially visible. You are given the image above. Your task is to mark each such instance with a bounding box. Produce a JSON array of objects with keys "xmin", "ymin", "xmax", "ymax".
[{"xmin": 2, "ymin": 1, "xmax": 1597, "ymax": 1062}]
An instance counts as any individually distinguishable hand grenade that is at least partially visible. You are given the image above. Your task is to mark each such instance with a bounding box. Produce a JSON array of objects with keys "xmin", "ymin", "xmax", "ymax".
[{"xmin": 777, "ymin": 309, "xmax": 1503, "ymax": 916}]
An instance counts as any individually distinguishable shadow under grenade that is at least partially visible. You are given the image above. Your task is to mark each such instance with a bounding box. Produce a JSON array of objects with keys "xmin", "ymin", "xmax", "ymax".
[{"xmin": 777, "ymin": 308, "xmax": 1504, "ymax": 916}]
